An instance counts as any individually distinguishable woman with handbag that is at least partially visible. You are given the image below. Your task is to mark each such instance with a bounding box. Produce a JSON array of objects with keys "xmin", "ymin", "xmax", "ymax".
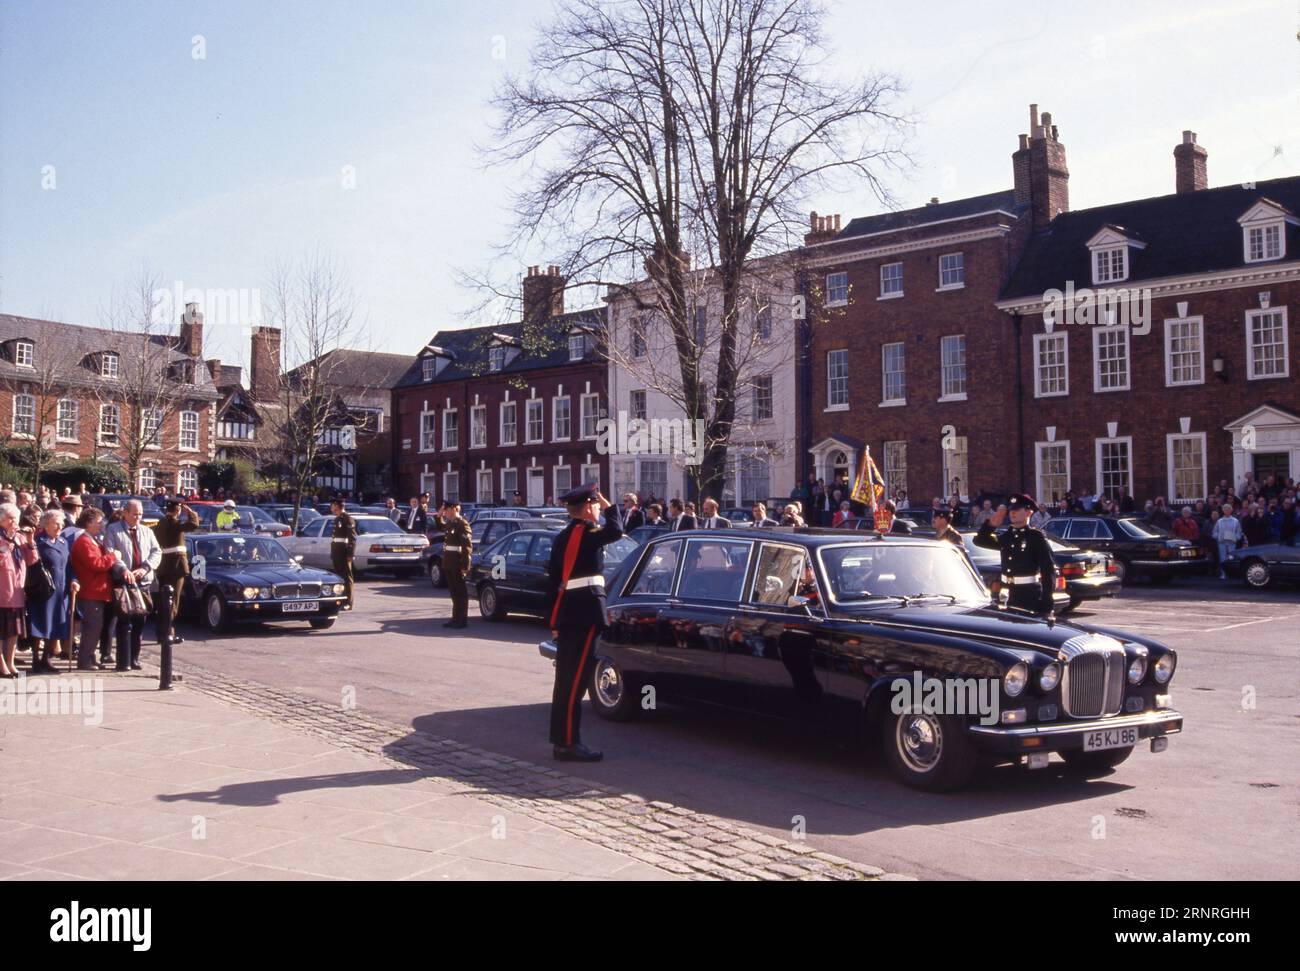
[
  {"xmin": 0, "ymin": 502, "xmax": 38, "ymax": 679},
  {"xmin": 70, "ymin": 508, "xmax": 120, "ymax": 671},
  {"xmin": 26, "ymin": 509, "xmax": 73, "ymax": 675}
]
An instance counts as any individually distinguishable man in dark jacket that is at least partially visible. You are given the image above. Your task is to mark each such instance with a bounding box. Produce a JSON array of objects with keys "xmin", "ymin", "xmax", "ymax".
[
  {"xmin": 619, "ymin": 493, "xmax": 645, "ymax": 533},
  {"xmin": 973, "ymin": 494, "xmax": 1056, "ymax": 616},
  {"xmin": 546, "ymin": 485, "xmax": 623, "ymax": 762}
]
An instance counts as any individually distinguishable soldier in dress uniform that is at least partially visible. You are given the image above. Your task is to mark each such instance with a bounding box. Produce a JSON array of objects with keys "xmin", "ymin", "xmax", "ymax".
[
  {"xmin": 546, "ymin": 484, "xmax": 623, "ymax": 761},
  {"xmin": 972, "ymin": 493, "xmax": 1056, "ymax": 616},
  {"xmin": 152, "ymin": 499, "xmax": 200, "ymax": 644},
  {"xmin": 329, "ymin": 499, "xmax": 357, "ymax": 611},
  {"xmin": 436, "ymin": 499, "xmax": 472, "ymax": 629},
  {"xmin": 931, "ymin": 507, "xmax": 963, "ymax": 546}
]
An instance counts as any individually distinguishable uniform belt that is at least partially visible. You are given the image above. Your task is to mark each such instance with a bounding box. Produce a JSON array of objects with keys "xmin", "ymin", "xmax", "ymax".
[
  {"xmin": 160, "ymin": 546, "xmax": 186, "ymax": 555},
  {"xmin": 443, "ymin": 546, "xmax": 463, "ymax": 553},
  {"xmin": 332, "ymin": 538, "xmax": 351, "ymax": 543},
  {"xmin": 565, "ymin": 575, "xmax": 604, "ymax": 591},
  {"xmin": 1001, "ymin": 574, "xmax": 1041, "ymax": 585}
]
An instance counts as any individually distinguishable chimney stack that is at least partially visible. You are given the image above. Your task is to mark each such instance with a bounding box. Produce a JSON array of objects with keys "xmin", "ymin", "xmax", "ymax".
[
  {"xmin": 249, "ymin": 326, "xmax": 282, "ymax": 403},
  {"xmin": 804, "ymin": 210, "xmax": 842, "ymax": 245},
  {"xmin": 179, "ymin": 302, "xmax": 204, "ymax": 357},
  {"xmin": 205, "ymin": 358, "xmax": 222, "ymax": 382},
  {"xmin": 522, "ymin": 264, "xmax": 566, "ymax": 324},
  {"xmin": 1012, "ymin": 103, "xmax": 1069, "ymax": 231},
  {"xmin": 1174, "ymin": 130, "xmax": 1208, "ymax": 194}
]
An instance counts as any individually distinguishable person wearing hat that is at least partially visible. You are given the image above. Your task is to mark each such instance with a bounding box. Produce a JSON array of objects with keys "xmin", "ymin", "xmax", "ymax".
[
  {"xmin": 215, "ymin": 499, "xmax": 240, "ymax": 532},
  {"xmin": 973, "ymin": 494, "xmax": 1056, "ymax": 616},
  {"xmin": 435, "ymin": 499, "xmax": 472, "ymax": 629},
  {"xmin": 151, "ymin": 499, "xmax": 200, "ymax": 644},
  {"xmin": 546, "ymin": 483, "xmax": 623, "ymax": 762},
  {"xmin": 931, "ymin": 507, "xmax": 963, "ymax": 546},
  {"xmin": 329, "ymin": 498, "xmax": 357, "ymax": 610}
]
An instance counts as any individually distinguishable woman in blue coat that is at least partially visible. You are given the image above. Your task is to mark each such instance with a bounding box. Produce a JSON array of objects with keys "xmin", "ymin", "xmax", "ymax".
[{"xmin": 27, "ymin": 509, "xmax": 72, "ymax": 675}]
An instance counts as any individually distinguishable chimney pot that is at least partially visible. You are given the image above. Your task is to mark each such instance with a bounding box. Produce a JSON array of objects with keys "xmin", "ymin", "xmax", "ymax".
[
  {"xmin": 833, "ymin": 214, "xmax": 841, "ymax": 231},
  {"xmin": 929, "ymin": 197, "xmax": 939, "ymax": 205},
  {"xmin": 1174, "ymin": 130, "xmax": 1208, "ymax": 193},
  {"xmin": 1042, "ymin": 111, "xmax": 1052, "ymax": 130},
  {"xmin": 1029, "ymin": 104, "xmax": 1039, "ymax": 130}
]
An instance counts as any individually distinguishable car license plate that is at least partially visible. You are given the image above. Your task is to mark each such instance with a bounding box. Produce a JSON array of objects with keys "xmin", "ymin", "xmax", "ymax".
[
  {"xmin": 283, "ymin": 601, "xmax": 318, "ymax": 613},
  {"xmin": 389, "ymin": 547, "xmax": 416, "ymax": 553},
  {"xmin": 1180, "ymin": 548, "xmax": 1198, "ymax": 558},
  {"xmin": 1083, "ymin": 726, "xmax": 1138, "ymax": 751}
]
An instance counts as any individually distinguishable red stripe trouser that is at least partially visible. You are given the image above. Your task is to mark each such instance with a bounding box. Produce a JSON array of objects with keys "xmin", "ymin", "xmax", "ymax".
[{"xmin": 549, "ymin": 624, "xmax": 599, "ymax": 747}]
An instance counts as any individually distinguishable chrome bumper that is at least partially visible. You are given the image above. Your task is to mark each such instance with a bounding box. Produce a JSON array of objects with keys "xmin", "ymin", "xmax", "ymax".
[{"xmin": 967, "ymin": 708, "xmax": 1183, "ymax": 752}]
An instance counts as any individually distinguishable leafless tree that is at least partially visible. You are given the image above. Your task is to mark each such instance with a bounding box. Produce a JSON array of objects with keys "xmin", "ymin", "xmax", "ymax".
[
  {"xmin": 0, "ymin": 318, "xmax": 86, "ymax": 490},
  {"xmin": 489, "ymin": 0, "xmax": 908, "ymax": 498}
]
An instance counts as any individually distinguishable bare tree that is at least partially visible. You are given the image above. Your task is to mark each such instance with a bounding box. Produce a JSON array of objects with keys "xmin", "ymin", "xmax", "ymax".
[
  {"xmin": 489, "ymin": 0, "xmax": 908, "ymax": 498},
  {"xmin": 263, "ymin": 255, "xmax": 361, "ymax": 530},
  {"xmin": 0, "ymin": 319, "xmax": 87, "ymax": 490}
]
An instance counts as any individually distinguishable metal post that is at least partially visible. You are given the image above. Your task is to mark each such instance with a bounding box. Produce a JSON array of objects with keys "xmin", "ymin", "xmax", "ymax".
[{"xmin": 158, "ymin": 584, "xmax": 174, "ymax": 690}]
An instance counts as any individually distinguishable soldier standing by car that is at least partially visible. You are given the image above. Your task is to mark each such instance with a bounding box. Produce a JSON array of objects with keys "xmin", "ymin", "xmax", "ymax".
[
  {"xmin": 436, "ymin": 499, "xmax": 472, "ymax": 629},
  {"xmin": 546, "ymin": 484, "xmax": 623, "ymax": 762},
  {"xmin": 152, "ymin": 499, "xmax": 200, "ymax": 645},
  {"xmin": 329, "ymin": 499, "xmax": 357, "ymax": 610},
  {"xmin": 973, "ymin": 493, "xmax": 1056, "ymax": 616}
]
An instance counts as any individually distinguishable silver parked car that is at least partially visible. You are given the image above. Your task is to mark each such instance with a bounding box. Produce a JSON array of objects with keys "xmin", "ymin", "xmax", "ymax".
[{"xmin": 279, "ymin": 514, "xmax": 428, "ymax": 576}]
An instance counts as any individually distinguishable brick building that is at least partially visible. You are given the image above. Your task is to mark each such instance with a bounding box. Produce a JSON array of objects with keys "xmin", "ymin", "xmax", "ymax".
[
  {"xmin": 391, "ymin": 267, "xmax": 608, "ymax": 506},
  {"xmin": 0, "ymin": 306, "xmax": 220, "ymax": 492}
]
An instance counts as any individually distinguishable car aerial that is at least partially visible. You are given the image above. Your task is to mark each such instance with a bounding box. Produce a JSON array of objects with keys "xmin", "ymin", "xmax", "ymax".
[
  {"xmin": 90, "ymin": 495, "xmax": 161, "ymax": 528},
  {"xmin": 181, "ymin": 532, "xmax": 348, "ymax": 631},
  {"xmin": 281, "ymin": 514, "xmax": 428, "ymax": 576},
  {"xmin": 471, "ymin": 528, "xmax": 640, "ymax": 622},
  {"xmin": 957, "ymin": 529, "xmax": 1120, "ymax": 613},
  {"xmin": 1221, "ymin": 541, "xmax": 1300, "ymax": 588},
  {"xmin": 423, "ymin": 516, "xmax": 562, "ymax": 587},
  {"xmin": 1042, "ymin": 514, "xmax": 1206, "ymax": 584},
  {"xmin": 191, "ymin": 503, "xmax": 292, "ymax": 538},
  {"xmin": 538, "ymin": 527, "xmax": 1182, "ymax": 792}
]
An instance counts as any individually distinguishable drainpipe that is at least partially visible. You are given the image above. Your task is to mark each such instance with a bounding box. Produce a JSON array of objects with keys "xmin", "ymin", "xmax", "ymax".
[{"xmin": 1012, "ymin": 312, "xmax": 1026, "ymax": 490}]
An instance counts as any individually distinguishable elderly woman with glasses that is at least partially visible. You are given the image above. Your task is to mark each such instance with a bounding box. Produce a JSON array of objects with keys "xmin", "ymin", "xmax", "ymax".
[{"xmin": 0, "ymin": 501, "xmax": 39, "ymax": 678}]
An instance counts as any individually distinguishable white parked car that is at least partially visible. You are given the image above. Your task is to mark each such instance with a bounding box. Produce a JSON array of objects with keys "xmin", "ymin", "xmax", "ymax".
[{"xmin": 280, "ymin": 514, "xmax": 428, "ymax": 576}]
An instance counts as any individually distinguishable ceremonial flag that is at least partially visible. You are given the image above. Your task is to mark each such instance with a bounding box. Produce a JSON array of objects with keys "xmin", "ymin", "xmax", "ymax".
[{"xmin": 851, "ymin": 446, "xmax": 886, "ymax": 510}]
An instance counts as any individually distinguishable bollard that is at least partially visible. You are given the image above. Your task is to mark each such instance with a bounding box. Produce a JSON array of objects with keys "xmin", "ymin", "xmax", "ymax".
[{"xmin": 158, "ymin": 584, "xmax": 174, "ymax": 690}]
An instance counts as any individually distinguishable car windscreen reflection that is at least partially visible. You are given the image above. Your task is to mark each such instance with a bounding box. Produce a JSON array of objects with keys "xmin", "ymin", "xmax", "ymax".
[{"xmin": 817, "ymin": 543, "xmax": 986, "ymax": 606}]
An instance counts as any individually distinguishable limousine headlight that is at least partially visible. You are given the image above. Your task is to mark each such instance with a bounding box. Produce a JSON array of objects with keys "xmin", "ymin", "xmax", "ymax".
[
  {"xmin": 1127, "ymin": 656, "xmax": 1148, "ymax": 684},
  {"xmin": 332, "ymin": 583, "xmax": 347, "ymax": 596},
  {"xmin": 1039, "ymin": 662, "xmax": 1061, "ymax": 692},
  {"xmin": 241, "ymin": 586, "xmax": 260, "ymax": 599},
  {"xmin": 1153, "ymin": 652, "xmax": 1176, "ymax": 684},
  {"xmin": 1003, "ymin": 663, "xmax": 1028, "ymax": 698}
]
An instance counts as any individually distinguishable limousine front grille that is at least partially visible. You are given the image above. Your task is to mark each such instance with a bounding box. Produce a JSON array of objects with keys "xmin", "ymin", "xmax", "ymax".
[
  {"xmin": 273, "ymin": 583, "xmax": 321, "ymax": 599},
  {"xmin": 1060, "ymin": 634, "xmax": 1126, "ymax": 718}
]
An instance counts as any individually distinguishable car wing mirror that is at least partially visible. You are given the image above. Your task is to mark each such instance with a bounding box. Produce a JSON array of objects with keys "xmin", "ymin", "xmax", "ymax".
[
  {"xmin": 786, "ymin": 594, "xmax": 817, "ymax": 617},
  {"xmin": 294, "ymin": 554, "xmax": 304, "ymax": 563}
]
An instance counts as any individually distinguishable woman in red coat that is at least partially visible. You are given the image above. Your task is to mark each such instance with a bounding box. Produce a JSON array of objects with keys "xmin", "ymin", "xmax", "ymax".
[{"xmin": 71, "ymin": 508, "xmax": 122, "ymax": 671}]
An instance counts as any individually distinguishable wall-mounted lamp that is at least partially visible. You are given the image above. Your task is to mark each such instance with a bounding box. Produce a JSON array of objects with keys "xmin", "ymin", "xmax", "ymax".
[{"xmin": 1212, "ymin": 351, "xmax": 1227, "ymax": 381}]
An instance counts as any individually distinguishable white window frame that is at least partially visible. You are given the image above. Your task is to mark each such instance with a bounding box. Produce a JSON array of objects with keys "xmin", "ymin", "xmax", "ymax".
[
  {"xmin": 142, "ymin": 407, "xmax": 164, "ymax": 449},
  {"xmin": 488, "ymin": 346, "xmax": 506, "ymax": 373},
  {"xmin": 631, "ymin": 321, "xmax": 647, "ymax": 359},
  {"xmin": 56, "ymin": 398, "xmax": 79, "ymax": 442},
  {"xmin": 499, "ymin": 401, "xmax": 517, "ymax": 446},
  {"xmin": 941, "ymin": 434, "xmax": 968, "ymax": 500},
  {"xmin": 1166, "ymin": 432, "xmax": 1207, "ymax": 503},
  {"xmin": 938, "ymin": 334, "xmax": 967, "ymax": 401},
  {"xmin": 470, "ymin": 404, "xmax": 488, "ymax": 448},
  {"xmin": 1035, "ymin": 441, "xmax": 1071, "ymax": 507},
  {"xmin": 101, "ymin": 352, "xmax": 119, "ymax": 379},
  {"xmin": 419, "ymin": 410, "xmax": 437, "ymax": 452},
  {"xmin": 826, "ymin": 349, "xmax": 848, "ymax": 410},
  {"xmin": 629, "ymin": 389, "xmax": 647, "ymax": 422},
  {"xmin": 476, "ymin": 468, "xmax": 493, "ymax": 503},
  {"xmin": 752, "ymin": 374, "xmax": 774, "ymax": 422},
  {"xmin": 825, "ymin": 272, "xmax": 848, "ymax": 307},
  {"xmin": 552, "ymin": 395, "xmax": 571, "ymax": 442},
  {"xmin": 421, "ymin": 357, "xmax": 435, "ymax": 382},
  {"xmin": 879, "ymin": 262, "xmax": 903, "ymax": 299},
  {"xmin": 500, "ymin": 466, "xmax": 518, "ymax": 501},
  {"xmin": 1092, "ymin": 246, "xmax": 1128, "ymax": 284},
  {"xmin": 14, "ymin": 341, "xmax": 33, "ymax": 368},
  {"xmin": 755, "ymin": 295, "xmax": 772, "ymax": 341},
  {"xmin": 178, "ymin": 409, "xmax": 200, "ymax": 451},
  {"xmin": 580, "ymin": 463, "xmax": 601, "ymax": 491},
  {"xmin": 441, "ymin": 409, "xmax": 458, "ymax": 450},
  {"xmin": 1034, "ymin": 332, "xmax": 1070, "ymax": 398},
  {"xmin": 1163, "ymin": 316, "xmax": 1205, "ymax": 387},
  {"xmin": 553, "ymin": 463, "xmax": 573, "ymax": 501},
  {"xmin": 11, "ymin": 393, "xmax": 35, "ymax": 438},
  {"xmin": 881, "ymin": 342, "xmax": 906, "ymax": 406},
  {"xmin": 883, "ymin": 440, "xmax": 907, "ymax": 499},
  {"xmin": 138, "ymin": 467, "xmax": 159, "ymax": 493},
  {"xmin": 1092, "ymin": 324, "xmax": 1131, "ymax": 392},
  {"xmin": 442, "ymin": 471, "xmax": 460, "ymax": 503},
  {"xmin": 1245, "ymin": 307, "xmax": 1290, "ymax": 380},
  {"xmin": 178, "ymin": 467, "xmax": 199, "ymax": 495},
  {"xmin": 579, "ymin": 393, "xmax": 599, "ymax": 440},
  {"xmin": 568, "ymin": 333, "xmax": 586, "ymax": 362},
  {"xmin": 98, "ymin": 403, "xmax": 120, "ymax": 445},
  {"xmin": 1094, "ymin": 436, "xmax": 1134, "ymax": 499},
  {"xmin": 1244, "ymin": 222, "xmax": 1284, "ymax": 263},
  {"xmin": 938, "ymin": 253, "xmax": 964, "ymax": 290},
  {"xmin": 525, "ymin": 399, "xmax": 544, "ymax": 444}
]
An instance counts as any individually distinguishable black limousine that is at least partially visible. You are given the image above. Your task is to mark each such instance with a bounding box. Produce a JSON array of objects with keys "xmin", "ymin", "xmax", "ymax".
[
  {"xmin": 181, "ymin": 533, "xmax": 349, "ymax": 631},
  {"xmin": 540, "ymin": 528, "xmax": 1181, "ymax": 791}
]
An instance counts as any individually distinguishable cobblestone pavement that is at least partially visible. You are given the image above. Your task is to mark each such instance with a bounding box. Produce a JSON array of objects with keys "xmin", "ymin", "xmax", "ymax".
[{"xmin": 172, "ymin": 661, "xmax": 912, "ymax": 881}]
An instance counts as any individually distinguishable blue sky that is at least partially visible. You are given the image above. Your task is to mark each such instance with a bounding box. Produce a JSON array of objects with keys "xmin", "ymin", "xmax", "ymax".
[{"xmin": 2, "ymin": 0, "xmax": 1296, "ymax": 371}]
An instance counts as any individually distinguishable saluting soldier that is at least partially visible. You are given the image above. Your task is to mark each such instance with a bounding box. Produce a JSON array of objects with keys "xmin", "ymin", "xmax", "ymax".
[
  {"xmin": 931, "ymin": 507, "xmax": 963, "ymax": 546},
  {"xmin": 973, "ymin": 493, "xmax": 1056, "ymax": 616},
  {"xmin": 152, "ymin": 499, "xmax": 200, "ymax": 644},
  {"xmin": 329, "ymin": 499, "xmax": 357, "ymax": 611},
  {"xmin": 546, "ymin": 484, "xmax": 623, "ymax": 762},
  {"xmin": 436, "ymin": 499, "xmax": 472, "ymax": 629}
]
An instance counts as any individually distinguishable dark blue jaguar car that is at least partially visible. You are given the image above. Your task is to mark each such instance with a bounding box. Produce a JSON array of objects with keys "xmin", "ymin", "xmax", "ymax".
[{"xmin": 180, "ymin": 533, "xmax": 349, "ymax": 632}]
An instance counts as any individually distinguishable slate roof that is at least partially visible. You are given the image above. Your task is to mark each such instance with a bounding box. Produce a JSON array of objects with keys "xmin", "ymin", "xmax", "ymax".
[
  {"xmin": 215, "ymin": 364, "xmax": 243, "ymax": 389},
  {"xmin": 836, "ymin": 189, "xmax": 1023, "ymax": 240},
  {"xmin": 286, "ymin": 349, "xmax": 414, "ymax": 393},
  {"xmin": 394, "ymin": 308, "xmax": 606, "ymax": 389},
  {"xmin": 0, "ymin": 312, "xmax": 220, "ymax": 398},
  {"xmin": 1001, "ymin": 175, "xmax": 1300, "ymax": 301}
]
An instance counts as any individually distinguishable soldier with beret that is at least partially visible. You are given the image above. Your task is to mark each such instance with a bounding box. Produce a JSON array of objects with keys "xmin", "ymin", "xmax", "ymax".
[
  {"xmin": 546, "ymin": 483, "xmax": 623, "ymax": 762},
  {"xmin": 330, "ymin": 499, "xmax": 357, "ymax": 611},
  {"xmin": 973, "ymin": 493, "xmax": 1056, "ymax": 616},
  {"xmin": 931, "ymin": 507, "xmax": 963, "ymax": 546},
  {"xmin": 436, "ymin": 499, "xmax": 472, "ymax": 629},
  {"xmin": 152, "ymin": 499, "xmax": 200, "ymax": 644}
]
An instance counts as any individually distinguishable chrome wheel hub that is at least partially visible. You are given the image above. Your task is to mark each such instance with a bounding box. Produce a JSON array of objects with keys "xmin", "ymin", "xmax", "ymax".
[
  {"xmin": 594, "ymin": 658, "xmax": 623, "ymax": 708},
  {"xmin": 897, "ymin": 714, "xmax": 942, "ymax": 772}
]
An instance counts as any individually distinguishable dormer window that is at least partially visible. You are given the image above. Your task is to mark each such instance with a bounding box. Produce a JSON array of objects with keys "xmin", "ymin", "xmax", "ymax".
[
  {"xmin": 489, "ymin": 346, "xmax": 506, "ymax": 372},
  {"xmin": 1238, "ymin": 199, "xmax": 1295, "ymax": 264},
  {"xmin": 568, "ymin": 333, "xmax": 587, "ymax": 361},
  {"xmin": 421, "ymin": 357, "xmax": 435, "ymax": 382},
  {"xmin": 101, "ymin": 352, "xmax": 119, "ymax": 379},
  {"xmin": 1093, "ymin": 247, "xmax": 1127, "ymax": 284},
  {"xmin": 14, "ymin": 341, "xmax": 33, "ymax": 368}
]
